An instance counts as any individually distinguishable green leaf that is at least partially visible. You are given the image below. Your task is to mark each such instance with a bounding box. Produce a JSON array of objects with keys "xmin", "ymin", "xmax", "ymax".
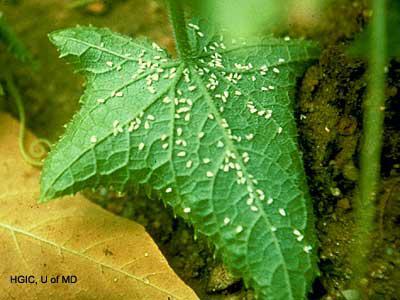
[
  {"xmin": 0, "ymin": 11, "xmax": 33, "ymax": 64},
  {"xmin": 41, "ymin": 23, "xmax": 319, "ymax": 299}
]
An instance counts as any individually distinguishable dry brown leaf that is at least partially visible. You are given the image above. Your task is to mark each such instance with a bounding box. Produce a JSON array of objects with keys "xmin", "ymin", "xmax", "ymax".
[{"xmin": 0, "ymin": 113, "xmax": 198, "ymax": 300}]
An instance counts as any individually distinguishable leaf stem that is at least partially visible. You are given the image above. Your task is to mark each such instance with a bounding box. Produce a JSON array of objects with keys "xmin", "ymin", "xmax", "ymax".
[
  {"xmin": 167, "ymin": 0, "xmax": 192, "ymax": 61},
  {"xmin": 351, "ymin": 0, "xmax": 387, "ymax": 294}
]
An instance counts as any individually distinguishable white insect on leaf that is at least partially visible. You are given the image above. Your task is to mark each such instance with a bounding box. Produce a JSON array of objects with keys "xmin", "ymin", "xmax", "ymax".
[{"xmin": 41, "ymin": 22, "xmax": 319, "ymax": 300}]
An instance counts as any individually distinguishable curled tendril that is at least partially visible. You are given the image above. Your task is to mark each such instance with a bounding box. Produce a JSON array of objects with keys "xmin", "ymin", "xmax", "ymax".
[
  {"xmin": 29, "ymin": 138, "xmax": 52, "ymax": 159},
  {"xmin": 5, "ymin": 74, "xmax": 51, "ymax": 167}
]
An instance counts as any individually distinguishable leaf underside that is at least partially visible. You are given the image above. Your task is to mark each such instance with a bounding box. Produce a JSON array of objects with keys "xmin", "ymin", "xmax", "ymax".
[{"xmin": 41, "ymin": 22, "xmax": 319, "ymax": 300}]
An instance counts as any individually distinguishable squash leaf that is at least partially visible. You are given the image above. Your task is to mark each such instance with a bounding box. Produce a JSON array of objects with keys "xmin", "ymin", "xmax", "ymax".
[{"xmin": 40, "ymin": 22, "xmax": 319, "ymax": 299}]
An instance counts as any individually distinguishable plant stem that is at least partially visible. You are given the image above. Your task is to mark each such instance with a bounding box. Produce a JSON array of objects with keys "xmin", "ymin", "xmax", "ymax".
[
  {"xmin": 351, "ymin": 0, "xmax": 387, "ymax": 294},
  {"xmin": 5, "ymin": 74, "xmax": 51, "ymax": 167},
  {"xmin": 167, "ymin": 0, "xmax": 192, "ymax": 60}
]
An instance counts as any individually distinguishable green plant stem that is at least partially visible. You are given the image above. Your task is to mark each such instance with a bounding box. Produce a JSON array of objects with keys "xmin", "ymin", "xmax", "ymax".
[
  {"xmin": 351, "ymin": 0, "xmax": 387, "ymax": 294},
  {"xmin": 166, "ymin": 0, "xmax": 192, "ymax": 60},
  {"xmin": 5, "ymin": 74, "xmax": 51, "ymax": 167}
]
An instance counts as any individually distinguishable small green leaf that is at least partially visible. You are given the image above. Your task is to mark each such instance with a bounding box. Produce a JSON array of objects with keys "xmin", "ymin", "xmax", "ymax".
[
  {"xmin": 0, "ymin": 12, "xmax": 33, "ymax": 64},
  {"xmin": 41, "ymin": 23, "xmax": 319, "ymax": 299}
]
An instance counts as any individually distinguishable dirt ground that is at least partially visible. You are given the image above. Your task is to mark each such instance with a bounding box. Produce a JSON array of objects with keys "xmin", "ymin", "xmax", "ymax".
[{"xmin": 0, "ymin": 0, "xmax": 399, "ymax": 299}]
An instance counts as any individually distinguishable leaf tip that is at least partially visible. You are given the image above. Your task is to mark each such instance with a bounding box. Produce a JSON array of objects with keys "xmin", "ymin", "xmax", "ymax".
[
  {"xmin": 38, "ymin": 188, "xmax": 52, "ymax": 203},
  {"xmin": 47, "ymin": 30, "xmax": 64, "ymax": 47},
  {"xmin": 39, "ymin": 173, "xmax": 56, "ymax": 203}
]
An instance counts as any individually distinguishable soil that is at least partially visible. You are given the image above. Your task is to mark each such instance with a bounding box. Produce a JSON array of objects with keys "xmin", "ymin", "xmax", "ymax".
[{"xmin": 0, "ymin": 0, "xmax": 399, "ymax": 299}]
